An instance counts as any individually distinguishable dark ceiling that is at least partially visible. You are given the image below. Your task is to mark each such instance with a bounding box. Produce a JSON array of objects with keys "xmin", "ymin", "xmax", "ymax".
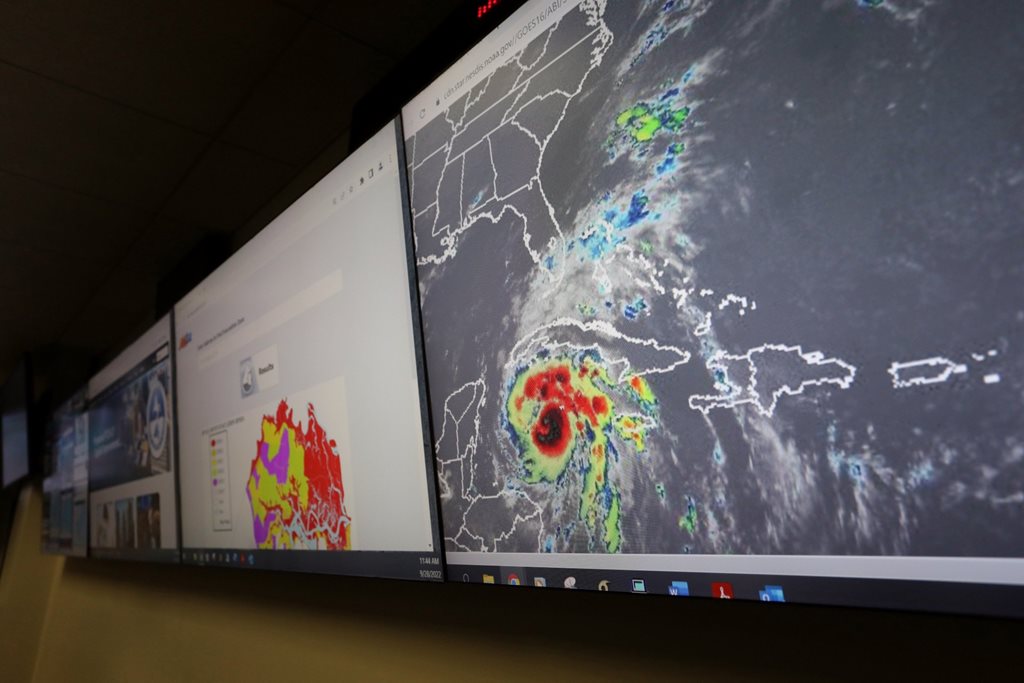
[{"xmin": 0, "ymin": 0, "xmax": 465, "ymax": 387}]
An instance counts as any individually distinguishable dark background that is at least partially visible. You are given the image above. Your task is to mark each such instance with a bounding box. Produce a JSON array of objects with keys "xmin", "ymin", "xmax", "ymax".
[
  {"xmin": 0, "ymin": 1, "xmax": 1021, "ymax": 679},
  {"xmin": 0, "ymin": 0, "xmax": 519, "ymax": 402}
]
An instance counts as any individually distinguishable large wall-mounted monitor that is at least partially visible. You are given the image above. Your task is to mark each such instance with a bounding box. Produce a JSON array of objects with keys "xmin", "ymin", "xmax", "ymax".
[
  {"xmin": 42, "ymin": 389, "xmax": 89, "ymax": 556},
  {"xmin": 401, "ymin": 0, "xmax": 1024, "ymax": 615},
  {"xmin": 87, "ymin": 316, "xmax": 179, "ymax": 562},
  {"xmin": 174, "ymin": 120, "xmax": 443, "ymax": 580},
  {"xmin": 1, "ymin": 357, "xmax": 32, "ymax": 489}
]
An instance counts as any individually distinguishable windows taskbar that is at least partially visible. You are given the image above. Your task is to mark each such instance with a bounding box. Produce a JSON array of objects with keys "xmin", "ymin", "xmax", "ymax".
[
  {"xmin": 182, "ymin": 547, "xmax": 444, "ymax": 581},
  {"xmin": 89, "ymin": 547, "xmax": 180, "ymax": 563},
  {"xmin": 447, "ymin": 564, "xmax": 1024, "ymax": 619}
]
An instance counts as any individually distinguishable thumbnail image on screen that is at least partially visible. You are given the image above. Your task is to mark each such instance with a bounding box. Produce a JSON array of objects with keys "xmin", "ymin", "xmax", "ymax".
[
  {"xmin": 42, "ymin": 390, "xmax": 89, "ymax": 556},
  {"xmin": 2, "ymin": 359, "xmax": 31, "ymax": 489},
  {"xmin": 174, "ymin": 120, "xmax": 442, "ymax": 580},
  {"xmin": 87, "ymin": 315, "xmax": 179, "ymax": 562},
  {"xmin": 401, "ymin": 0, "xmax": 1024, "ymax": 615}
]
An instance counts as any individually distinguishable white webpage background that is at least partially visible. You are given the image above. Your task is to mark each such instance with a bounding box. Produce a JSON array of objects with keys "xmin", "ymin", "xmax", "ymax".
[{"xmin": 175, "ymin": 123, "xmax": 434, "ymax": 553}]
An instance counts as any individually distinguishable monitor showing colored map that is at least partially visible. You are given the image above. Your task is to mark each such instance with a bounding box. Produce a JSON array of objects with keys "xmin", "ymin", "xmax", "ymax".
[
  {"xmin": 87, "ymin": 315, "xmax": 179, "ymax": 562},
  {"xmin": 42, "ymin": 389, "xmax": 89, "ymax": 557},
  {"xmin": 174, "ymin": 121, "xmax": 443, "ymax": 580},
  {"xmin": 401, "ymin": 0, "xmax": 1024, "ymax": 616}
]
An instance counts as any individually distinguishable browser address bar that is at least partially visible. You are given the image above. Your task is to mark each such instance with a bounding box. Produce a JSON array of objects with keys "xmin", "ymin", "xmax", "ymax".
[{"xmin": 197, "ymin": 270, "xmax": 343, "ymax": 371}]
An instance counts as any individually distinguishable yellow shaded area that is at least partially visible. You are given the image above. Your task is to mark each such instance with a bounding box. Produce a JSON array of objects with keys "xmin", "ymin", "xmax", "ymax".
[
  {"xmin": 247, "ymin": 418, "xmax": 309, "ymax": 549},
  {"xmin": 603, "ymin": 492, "xmax": 622, "ymax": 553},
  {"xmin": 614, "ymin": 414, "xmax": 647, "ymax": 452},
  {"xmin": 624, "ymin": 374, "xmax": 657, "ymax": 407}
]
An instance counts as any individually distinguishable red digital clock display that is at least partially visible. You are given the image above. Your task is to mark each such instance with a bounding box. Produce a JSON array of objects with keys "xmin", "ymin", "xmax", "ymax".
[{"xmin": 477, "ymin": 0, "xmax": 501, "ymax": 19}]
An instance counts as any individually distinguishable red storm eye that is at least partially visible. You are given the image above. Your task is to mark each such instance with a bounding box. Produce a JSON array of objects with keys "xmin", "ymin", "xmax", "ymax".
[{"xmin": 532, "ymin": 403, "xmax": 570, "ymax": 456}]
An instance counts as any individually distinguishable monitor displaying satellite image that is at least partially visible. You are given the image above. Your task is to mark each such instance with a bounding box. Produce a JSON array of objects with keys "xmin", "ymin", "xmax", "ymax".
[{"xmin": 402, "ymin": 0, "xmax": 1024, "ymax": 614}]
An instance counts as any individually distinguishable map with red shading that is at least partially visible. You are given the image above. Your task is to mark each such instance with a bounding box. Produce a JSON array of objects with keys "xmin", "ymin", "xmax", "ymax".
[{"xmin": 246, "ymin": 400, "xmax": 351, "ymax": 550}]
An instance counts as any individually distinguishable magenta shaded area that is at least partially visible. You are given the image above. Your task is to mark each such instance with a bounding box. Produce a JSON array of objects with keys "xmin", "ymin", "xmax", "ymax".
[
  {"xmin": 262, "ymin": 430, "xmax": 290, "ymax": 485},
  {"xmin": 252, "ymin": 509, "xmax": 276, "ymax": 546},
  {"xmin": 248, "ymin": 428, "xmax": 291, "ymax": 547}
]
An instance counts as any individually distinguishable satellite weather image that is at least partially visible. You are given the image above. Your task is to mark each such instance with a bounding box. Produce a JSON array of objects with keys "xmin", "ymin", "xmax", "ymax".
[{"xmin": 405, "ymin": 0, "xmax": 1024, "ymax": 558}]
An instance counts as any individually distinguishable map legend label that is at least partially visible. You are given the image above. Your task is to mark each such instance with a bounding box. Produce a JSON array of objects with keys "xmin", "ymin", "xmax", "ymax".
[{"xmin": 209, "ymin": 430, "xmax": 232, "ymax": 531}]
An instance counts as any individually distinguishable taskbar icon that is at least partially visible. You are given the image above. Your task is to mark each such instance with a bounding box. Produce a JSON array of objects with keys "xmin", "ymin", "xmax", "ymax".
[{"xmin": 668, "ymin": 581, "xmax": 689, "ymax": 596}]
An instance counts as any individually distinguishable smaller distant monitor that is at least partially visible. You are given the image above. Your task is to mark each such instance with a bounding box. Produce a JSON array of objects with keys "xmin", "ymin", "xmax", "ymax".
[
  {"xmin": 87, "ymin": 316, "xmax": 179, "ymax": 562},
  {"xmin": 0, "ymin": 486, "xmax": 19, "ymax": 572},
  {"xmin": 42, "ymin": 389, "xmax": 89, "ymax": 556},
  {"xmin": 1, "ymin": 357, "xmax": 32, "ymax": 489}
]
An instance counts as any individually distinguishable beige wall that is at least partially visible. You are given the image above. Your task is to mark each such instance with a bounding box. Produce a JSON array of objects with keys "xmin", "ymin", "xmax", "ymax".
[
  {"xmin": 0, "ymin": 487, "xmax": 61, "ymax": 682},
  {"xmin": 2, "ymin": 486, "xmax": 1020, "ymax": 682}
]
